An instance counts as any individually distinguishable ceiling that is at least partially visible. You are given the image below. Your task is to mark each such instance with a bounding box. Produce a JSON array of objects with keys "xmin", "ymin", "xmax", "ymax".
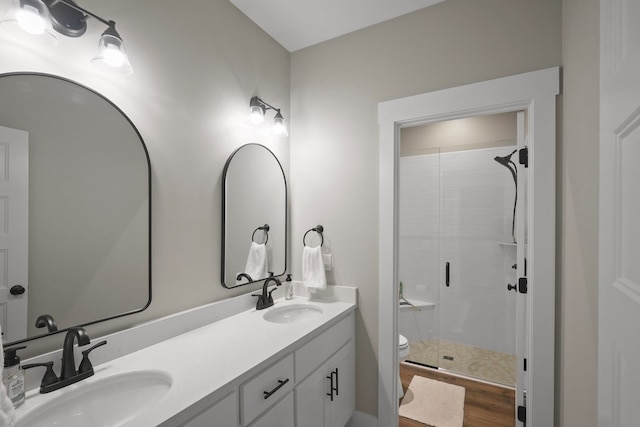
[{"xmin": 229, "ymin": 0, "xmax": 447, "ymax": 52}]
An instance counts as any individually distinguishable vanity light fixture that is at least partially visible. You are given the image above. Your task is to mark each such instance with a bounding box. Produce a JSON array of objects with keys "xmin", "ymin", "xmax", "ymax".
[
  {"xmin": 0, "ymin": 0, "xmax": 133, "ymax": 74},
  {"xmin": 249, "ymin": 96, "xmax": 288, "ymax": 137}
]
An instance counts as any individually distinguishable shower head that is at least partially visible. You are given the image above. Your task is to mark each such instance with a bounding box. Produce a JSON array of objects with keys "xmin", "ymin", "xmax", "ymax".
[
  {"xmin": 494, "ymin": 149, "xmax": 518, "ymax": 185},
  {"xmin": 494, "ymin": 149, "xmax": 518, "ymax": 244},
  {"xmin": 494, "ymin": 149, "xmax": 518, "ymax": 168}
]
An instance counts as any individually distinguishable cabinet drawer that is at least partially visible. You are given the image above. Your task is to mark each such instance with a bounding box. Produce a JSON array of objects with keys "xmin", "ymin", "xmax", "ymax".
[
  {"xmin": 249, "ymin": 393, "xmax": 294, "ymax": 427},
  {"xmin": 181, "ymin": 391, "xmax": 239, "ymax": 427},
  {"xmin": 295, "ymin": 313, "xmax": 354, "ymax": 381},
  {"xmin": 241, "ymin": 354, "xmax": 294, "ymax": 425}
]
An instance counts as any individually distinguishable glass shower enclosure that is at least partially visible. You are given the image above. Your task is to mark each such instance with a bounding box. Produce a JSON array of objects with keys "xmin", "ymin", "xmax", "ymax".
[{"xmin": 398, "ymin": 119, "xmax": 525, "ymax": 387}]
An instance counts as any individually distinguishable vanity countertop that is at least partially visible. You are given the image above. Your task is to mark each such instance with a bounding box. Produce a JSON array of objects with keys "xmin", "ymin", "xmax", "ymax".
[{"xmin": 14, "ymin": 289, "xmax": 357, "ymax": 427}]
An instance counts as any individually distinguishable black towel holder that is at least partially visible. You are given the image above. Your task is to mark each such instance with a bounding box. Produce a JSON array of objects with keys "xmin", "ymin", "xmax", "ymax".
[
  {"xmin": 303, "ymin": 225, "xmax": 324, "ymax": 247},
  {"xmin": 252, "ymin": 224, "xmax": 270, "ymax": 244}
]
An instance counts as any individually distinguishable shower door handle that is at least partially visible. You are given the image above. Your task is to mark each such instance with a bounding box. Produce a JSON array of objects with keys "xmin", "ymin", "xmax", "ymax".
[{"xmin": 445, "ymin": 262, "xmax": 450, "ymax": 287}]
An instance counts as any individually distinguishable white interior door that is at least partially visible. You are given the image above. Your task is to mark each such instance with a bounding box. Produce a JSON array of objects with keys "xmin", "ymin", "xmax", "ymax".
[
  {"xmin": 598, "ymin": 0, "xmax": 640, "ymax": 425},
  {"xmin": 0, "ymin": 126, "xmax": 29, "ymax": 343}
]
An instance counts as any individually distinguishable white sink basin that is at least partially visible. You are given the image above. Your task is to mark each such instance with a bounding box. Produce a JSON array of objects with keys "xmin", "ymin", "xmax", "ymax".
[
  {"xmin": 16, "ymin": 370, "xmax": 172, "ymax": 427},
  {"xmin": 263, "ymin": 304, "xmax": 323, "ymax": 323}
]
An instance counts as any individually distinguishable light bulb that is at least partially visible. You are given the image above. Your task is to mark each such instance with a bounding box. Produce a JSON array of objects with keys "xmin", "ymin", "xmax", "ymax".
[
  {"xmin": 249, "ymin": 105, "xmax": 265, "ymax": 125},
  {"xmin": 272, "ymin": 120, "xmax": 287, "ymax": 137},
  {"xmin": 16, "ymin": 4, "xmax": 45, "ymax": 34},
  {"xmin": 102, "ymin": 44, "xmax": 125, "ymax": 67},
  {"xmin": 272, "ymin": 111, "xmax": 288, "ymax": 136},
  {"xmin": 0, "ymin": 0, "xmax": 57, "ymax": 44},
  {"xmin": 91, "ymin": 29, "xmax": 133, "ymax": 75}
]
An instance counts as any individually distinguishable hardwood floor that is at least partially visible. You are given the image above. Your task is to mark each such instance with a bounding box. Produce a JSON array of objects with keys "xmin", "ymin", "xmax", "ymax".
[{"xmin": 399, "ymin": 362, "xmax": 515, "ymax": 427}]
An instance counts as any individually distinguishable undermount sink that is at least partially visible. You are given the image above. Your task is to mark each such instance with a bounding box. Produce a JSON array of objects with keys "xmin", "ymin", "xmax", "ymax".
[
  {"xmin": 263, "ymin": 303, "xmax": 323, "ymax": 323},
  {"xmin": 16, "ymin": 370, "xmax": 172, "ymax": 427}
]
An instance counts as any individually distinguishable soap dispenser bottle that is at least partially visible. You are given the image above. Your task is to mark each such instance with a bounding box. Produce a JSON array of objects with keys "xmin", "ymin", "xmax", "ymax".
[
  {"xmin": 3, "ymin": 345, "xmax": 26, "ymax": 408},
  {"xmin": 285, "ymin": 274, "xmax": 294, "ymax": 300}
]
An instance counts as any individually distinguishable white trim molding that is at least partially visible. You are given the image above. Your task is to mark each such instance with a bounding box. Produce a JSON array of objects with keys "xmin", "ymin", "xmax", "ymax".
[{"xmin": 378, "ymin": 67, "xmax": 559, "ymax": 427}]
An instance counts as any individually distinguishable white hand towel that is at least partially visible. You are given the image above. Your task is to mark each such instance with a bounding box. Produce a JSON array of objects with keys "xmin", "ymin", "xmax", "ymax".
[
  {"xmin": 244, "ymin": 242, "xmax": 268, "ymax": 280},
  {"xmin": 302, "ymin": 246, "xmax": 327, "ymax": 292},
  {"xmin": 0, "ymin": 326, "xmax": 16, "ymax": 427}
]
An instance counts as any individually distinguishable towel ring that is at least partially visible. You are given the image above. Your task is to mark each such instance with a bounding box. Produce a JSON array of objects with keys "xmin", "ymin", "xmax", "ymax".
[
  {"xmin": 252, "ymin": 224, "xmax": 270, "ymax": 244},
  {"xmin": 303, "ymin": 225, "xmax": 324, "ymax": 247}
]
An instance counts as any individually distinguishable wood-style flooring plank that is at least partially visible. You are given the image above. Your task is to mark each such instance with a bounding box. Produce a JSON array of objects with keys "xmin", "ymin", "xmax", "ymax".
[{"xmin": 399, "ymin": 362, "xmax": 515, "ymax": 427}]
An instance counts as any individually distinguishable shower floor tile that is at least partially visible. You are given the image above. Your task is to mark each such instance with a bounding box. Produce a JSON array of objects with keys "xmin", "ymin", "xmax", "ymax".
[{"xmin": 408, "ymin": 339, "xmax": 516, "ymax": 386}]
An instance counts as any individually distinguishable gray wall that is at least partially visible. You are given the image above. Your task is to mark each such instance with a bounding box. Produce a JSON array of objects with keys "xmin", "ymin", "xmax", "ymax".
[
  {"xmin": 0, "ymin": 0, "xmax": 290, "ymax": 354},
  {"xmin": 290, "ymin": 0, "xmax": 563, "ymax": 419},
  {"xmin": 401, "ymin": 112, "xmax": 517, "ymax": 155}
]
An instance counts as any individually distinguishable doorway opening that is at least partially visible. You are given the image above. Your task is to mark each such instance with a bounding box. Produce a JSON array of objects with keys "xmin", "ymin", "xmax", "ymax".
[
  {"xmin": 398, "ymin": 112, "xmax": 522, "ymax": 387},
  {"xmin": 378, "ymin": 67, "xmax": 559, "ymax": 427},
  {"xmin": 397, "ymin": 112, "xmax": 525, "ymax": 426}
]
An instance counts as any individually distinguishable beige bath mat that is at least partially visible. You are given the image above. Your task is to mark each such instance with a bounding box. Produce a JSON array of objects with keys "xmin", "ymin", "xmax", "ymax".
[{"xmin": 399, "ymin": 376, "xmax": 465, "ymax": 427}]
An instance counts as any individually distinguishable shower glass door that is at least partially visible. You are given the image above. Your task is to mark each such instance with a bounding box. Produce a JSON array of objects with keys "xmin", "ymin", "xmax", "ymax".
[
  {"xmin": 398, "ymin": 147, "xmax": 441, "ymax": 369},
  {"xmin": 398, "ymin": 113, "xmax": 524, "ymax": 388},
  {"xmin": 437, "ymin": 146, "xmax": 518, "ymax": 386}
]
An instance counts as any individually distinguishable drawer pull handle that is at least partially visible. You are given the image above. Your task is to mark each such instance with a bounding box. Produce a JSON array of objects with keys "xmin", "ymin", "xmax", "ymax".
[
  {"xmin": 263, "ymin": 378, "xmax": 289, "ymax": 400},
  {"xmin": 446, "ymin": 262, "xmax": 450, "ymax": 287},
  {"xmin": 326, "ymin": 368, "xmax": 339, "ymax": 401}
]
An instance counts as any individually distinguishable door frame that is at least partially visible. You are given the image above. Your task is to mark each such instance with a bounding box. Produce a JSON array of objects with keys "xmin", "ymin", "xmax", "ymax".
[{"xmin": 378, "ymin": 67, "xmax": 559, "ymax": 426}]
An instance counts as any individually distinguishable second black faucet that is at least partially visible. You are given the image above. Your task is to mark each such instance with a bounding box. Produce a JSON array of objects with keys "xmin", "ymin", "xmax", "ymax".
[{"xmin": 252, "ymin": 277, "xmax": 282, "ymax": 310}]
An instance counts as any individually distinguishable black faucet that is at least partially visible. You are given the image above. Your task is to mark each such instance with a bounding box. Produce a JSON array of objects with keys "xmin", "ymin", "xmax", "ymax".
[
  {"xmin": 252, "ymin": 277, "xmax": 281, "ymax": 310},
  {"xmin": 236, "ymin": 272, "xmax": 254, "ymax": 284},
  {"xmin": 23, "ymin": 327, "xmax": 107, "ymax": 394},
  {"xmin": 35, "ymin": 314, "xmax": 58, "ymax": 333},
  {"xmin": 61, "ymin": 327, "xmax": 91, "ymax": 380}
]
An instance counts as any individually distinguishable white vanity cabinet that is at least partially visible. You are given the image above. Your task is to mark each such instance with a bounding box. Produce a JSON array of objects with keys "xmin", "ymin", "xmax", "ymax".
[
  {"xmin": 17, "ymin": 287, "xmax": 358, "ymax": 427},
  {"xmin": 173, "ymin": 311, "xmax": 355, "ymax": 427}
]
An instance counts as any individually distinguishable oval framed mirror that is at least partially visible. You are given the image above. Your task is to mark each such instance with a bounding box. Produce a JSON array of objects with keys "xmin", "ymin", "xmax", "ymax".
[
  {"xmin": 222, "ymin": 144, "xmax": 287, "ymax": 288},
  {"xmin": 0, "ymin": 72, "xmax": 151, "ymax": 346}
]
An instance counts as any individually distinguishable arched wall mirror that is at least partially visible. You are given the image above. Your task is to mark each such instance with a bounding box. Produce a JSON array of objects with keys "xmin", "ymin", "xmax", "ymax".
[
  {"xmin": 0, "ymin": 72, "xmax": 151, "ymax": 346},
  {"xmin": 222, "ymin": 143, "xmax": 287, "ymax": 288}
]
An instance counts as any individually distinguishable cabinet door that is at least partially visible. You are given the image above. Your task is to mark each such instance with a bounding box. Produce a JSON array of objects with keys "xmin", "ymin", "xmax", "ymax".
[
  {"xmin": 251, "ymin": 393, "xmax": 294, "ymax": 427},
  {"xmin": 324, "ymin": 341, "xmax": 355, "ymax": 427},
  {"xmin": 295, "ymin": 367, "xmax": 325, "ymax": 427},
  {"xmin": 296, "ymin": 340, "xmax": 355, "ymax": 427}
]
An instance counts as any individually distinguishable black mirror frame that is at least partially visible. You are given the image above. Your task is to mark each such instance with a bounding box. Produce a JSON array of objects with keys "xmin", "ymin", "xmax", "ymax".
[
  {"xmin": 2, "ymin": 72, "xmax": 152, "ymax": 347},
  {"xmin": 221, "ymin": 143, "xmax": 287, "ymax": 288}
]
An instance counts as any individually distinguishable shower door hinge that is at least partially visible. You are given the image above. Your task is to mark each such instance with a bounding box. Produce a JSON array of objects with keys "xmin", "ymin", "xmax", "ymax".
[
  {"xmin": 518, "ymin": 277, "xmax": 528, "ymax": 294},
  {"xmin": 519, "ymin": 147, "xmax": 529, "ymax": 168},
  {"xmin": 517, "ymin": 405, "xmax": 527, "ymax": 423}
]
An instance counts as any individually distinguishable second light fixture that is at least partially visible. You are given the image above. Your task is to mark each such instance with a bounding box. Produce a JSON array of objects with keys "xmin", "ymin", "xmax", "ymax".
[{"xmin": 249, "ymin": 96, "xmax": 288, "ymax": 137}]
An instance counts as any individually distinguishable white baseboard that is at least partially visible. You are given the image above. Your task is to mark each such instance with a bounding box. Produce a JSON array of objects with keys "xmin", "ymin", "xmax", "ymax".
[{"xmin": 347, "ymin": 410, "xmax": 378, "ymax": 427}]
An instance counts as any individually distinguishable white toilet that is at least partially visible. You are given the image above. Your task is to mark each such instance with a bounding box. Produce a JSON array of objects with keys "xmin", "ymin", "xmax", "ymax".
[{"xmin": 398, "ymin": 334, "xmax": 410, "ymax": 398}]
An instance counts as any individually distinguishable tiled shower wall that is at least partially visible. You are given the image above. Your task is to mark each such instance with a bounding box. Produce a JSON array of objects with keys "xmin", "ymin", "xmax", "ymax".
[{"xmin": 399, "ymin": 146, "xmax": 518, "ymax": 355}]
